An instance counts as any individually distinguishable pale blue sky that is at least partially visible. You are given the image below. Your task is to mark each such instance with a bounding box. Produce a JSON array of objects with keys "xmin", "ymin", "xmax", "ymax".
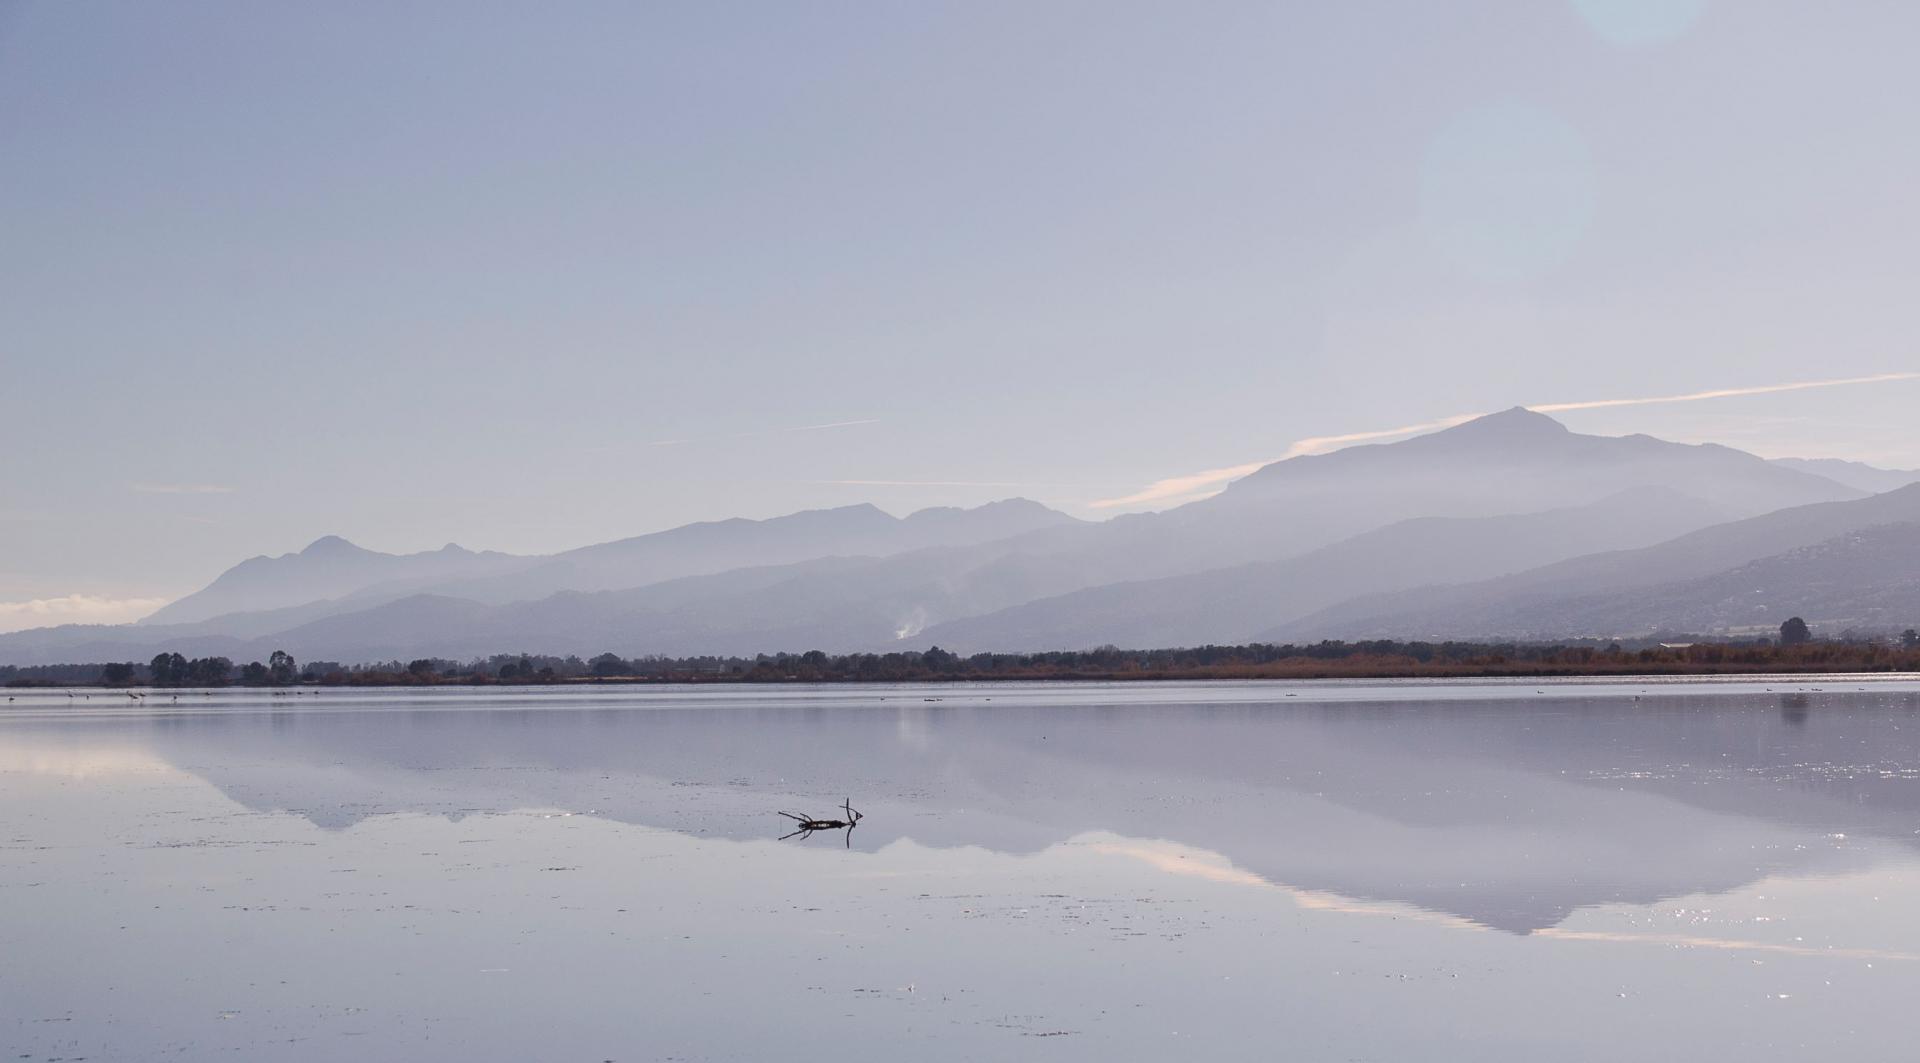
[{"xmin": 3, "ymin": 0, "xmax": 1918, "ymax": 621}]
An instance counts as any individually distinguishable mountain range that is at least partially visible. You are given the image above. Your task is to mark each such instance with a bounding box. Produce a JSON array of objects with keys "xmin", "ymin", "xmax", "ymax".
[
  {"xmin": 1769, "ymin": 457, "xmax": 1920, "ymax": 495},
  {"xmin": 6, "ymin": 408, "xmax": 1918, "ymax": 665},
  {"xmin": 1286, "ymin": 490, "xmax": 1920, "ymax": 641}
]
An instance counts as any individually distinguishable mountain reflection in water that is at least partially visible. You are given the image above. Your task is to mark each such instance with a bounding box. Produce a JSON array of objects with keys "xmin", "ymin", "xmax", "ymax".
[{"xmin": 22, "ymin": 679, "xmax": 1918, "ymax": 935}]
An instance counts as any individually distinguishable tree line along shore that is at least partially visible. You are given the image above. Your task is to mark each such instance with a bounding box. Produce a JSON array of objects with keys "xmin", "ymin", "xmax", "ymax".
[{"xmin": 7, "ymin": 625, "xmax": 1920, "ymax": 688}]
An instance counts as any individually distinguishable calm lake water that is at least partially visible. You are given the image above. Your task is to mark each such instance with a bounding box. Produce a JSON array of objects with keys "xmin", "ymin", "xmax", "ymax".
[{"xmin": 6, "ymin": 677, "xmax": 1920, "ymax": 1061}]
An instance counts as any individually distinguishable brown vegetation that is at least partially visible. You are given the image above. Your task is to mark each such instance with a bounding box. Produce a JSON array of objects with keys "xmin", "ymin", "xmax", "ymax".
[{"xmin": 11, "ymin": 638, "xmax": 1920, "ymax": 689}]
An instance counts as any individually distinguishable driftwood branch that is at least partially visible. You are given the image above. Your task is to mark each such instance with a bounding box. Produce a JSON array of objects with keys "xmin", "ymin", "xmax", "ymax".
[{"xmin": 775, "ymin": 799, "xmax": 864, "ymax": 847}]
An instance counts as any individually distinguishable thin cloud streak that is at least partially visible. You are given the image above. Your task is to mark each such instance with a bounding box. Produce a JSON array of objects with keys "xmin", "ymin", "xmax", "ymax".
[
  {"xmin": 1275, "ymin": 414, "xmax": 1482, "ymax": 460},
  {"xmin": 132, "ymin": 483, "xmax": 235, "ymax": 495},
  {"xmin": 1088, "ymin": 371, "xmax": 1918, "ymax": 511},
  {"xmin": 1088, "ymin": 460, "xmax": 1270, "ymax": 510},
  {"xmin": 1088, "ymin": 414, "xmax": 1476, "ymax": 509},
  {"xmin": 1533, "ymin": 372, "xmax": 1920, "ymax": 412}
]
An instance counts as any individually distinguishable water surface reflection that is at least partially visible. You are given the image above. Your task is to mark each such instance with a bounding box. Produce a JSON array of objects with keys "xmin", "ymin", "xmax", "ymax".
[
  {"xmin": 65, "ymin": 682, "xmax": 1920, "ymax": 932},
  {"xmin": 5, "ymin": 680, "xmax": 1920, "ymax": 1060}
]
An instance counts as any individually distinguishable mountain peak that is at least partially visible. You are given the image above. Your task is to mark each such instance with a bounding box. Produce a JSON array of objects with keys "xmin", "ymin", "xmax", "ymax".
[
  {"xmin": 1441, "ymin": 406, "xmax": 1569, "ymax": 438},
  {"xmin": 301, "ymin": 535, "xmax": 363, "ymax": 556}
]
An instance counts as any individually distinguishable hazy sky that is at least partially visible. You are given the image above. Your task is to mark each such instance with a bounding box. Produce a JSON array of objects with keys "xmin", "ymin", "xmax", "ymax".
[{"xmin": 4, "ymin": 0, "xmax": 1919, "ymax": 623}]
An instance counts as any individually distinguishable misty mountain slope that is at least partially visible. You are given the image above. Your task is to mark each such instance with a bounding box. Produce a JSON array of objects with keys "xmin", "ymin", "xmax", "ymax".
[
  {"xmin": 249, "ymin": 595, "xmax": 503, "ymax": 662},
  {"xmin": 911, "ymin": 487, "xmax": 1738, "ymax": 652},
  {"xmin": 143, "ymin": 537, "xmax": 534, "ymax": 626},
  {"xmin": 125, "ymin": 499, "xmax": 1079, "ymax": 634},
  {"xmin": 258, "ymin": 499, "xmax": 1083, "ymax": 611},
  {"xmin": 1771, "ymin": 457, "xmax": 1920, "ymax": 494},
  {"xmin": 1174, "ymin": 407, "xmax": 1852, "ymax": 548},
  {"xmin": 1551, "ymin": 522, "xmax": 1920, "ymax": 636},
  {"xmin": 203, "ymin": 484, "xmax": 1741, "ymax": 663},
  {"xmin": 1279, "ymin": 484, "xmax": 1920, "ymax": 640},
  {"xmin": 0, "ymin": 587, "xmax": 514, "ymax": 664},
  {"xmin": 4, "ymin": 559, "xmax": 884, "ymax": 666},
  {"xmin": 249, "ymin": 506, "xmax": 1190, "ymax": 662},
  {"xmin": 0, "ymin": 623, "xmax": 261, "ymax": 668},
  {"xmin": 0, "ymin": 515, "xmax": 1119, "ymax": 665},
  {"xmin": 1309, "ymin": 523, "xmax": 1920, "ymax": 641},
  {"xmin": 244, "ymin": 535, "xmax": 1145, "ymax": 661},
  {"xmin": 116, "ymin": 594, "xmax": 402, "ymax": 646},
  {"xmin": 852, "ymin": 409, "xmax": 1873, "ymax": 627}
]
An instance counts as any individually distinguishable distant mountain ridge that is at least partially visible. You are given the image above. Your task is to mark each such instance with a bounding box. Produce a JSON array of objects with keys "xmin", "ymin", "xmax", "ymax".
[
  {"xmin": 143, "ymin": 537, "xmax": 533, "ymax": 626},
  {"xmin": 1211, "ymin": 407, "xmax": 1857, "ymax": 517},
  {"xmin": 1309, "ymin": 520, "xmax": 1920, "ymax": 642},
  {"xmin": 866, "ymin": 408, "xmax": 1869, "ymax": 632},
  {"xmin": 142, "ymin": 499, "xmax": 1083, "ymax": 632},
  {"xmin": 1506, "ymin": 522, "xmax": 1920, "ymax": 637},
  {"xmin": 425, "ymin": 498, "xmax": 1082, "ymax": 607},
  {"xmin": 1278, "ymin": 484, "xmax": 1920, "ymax": 641},
  {"xmin": 915, "ymin": 487, "xmax": 1737, "ymax": 652},
  {"xmin": 1770, "ymin": 457, "xmax": 1920, "ymax": 495},
  {"xmin": 1, "ymin": 409, "xmax": 1899, "ymax": 665}
]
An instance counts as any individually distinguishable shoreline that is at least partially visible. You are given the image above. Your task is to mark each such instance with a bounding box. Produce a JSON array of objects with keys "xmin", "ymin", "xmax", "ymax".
[
  {"xmin": 12, "ymin": 665, "xmax": 1920, "ymax": 691},
  {"xmin": 10, "ymin": 639, "xmax": 1920, "ymax": 689}
]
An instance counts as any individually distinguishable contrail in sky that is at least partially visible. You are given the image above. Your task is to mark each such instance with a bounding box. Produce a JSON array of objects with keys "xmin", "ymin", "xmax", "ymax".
[{"xmin": 1088, "ymin": 371, "xmax": 1917, "ymax": 510}]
